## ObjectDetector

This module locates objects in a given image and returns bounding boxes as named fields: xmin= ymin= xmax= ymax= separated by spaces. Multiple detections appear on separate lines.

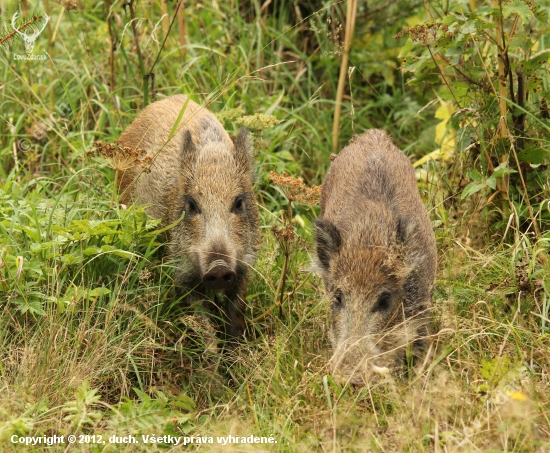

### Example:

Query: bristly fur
xmin=118 ymin=95 xmax=261 ymax=342
xmin=314 ymin=129 xmax=437 ymax=384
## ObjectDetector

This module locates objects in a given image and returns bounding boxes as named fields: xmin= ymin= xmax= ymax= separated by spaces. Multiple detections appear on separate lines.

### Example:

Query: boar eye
xmin=331 ymin=290 xmax=344 ymax=311
xmin=231 ymin=195 xmax=245 ymax=214
xmin=184 ymin=195 xmax=200 ymax=216
xmin=373 ymin=292 xmax=392 ymax=312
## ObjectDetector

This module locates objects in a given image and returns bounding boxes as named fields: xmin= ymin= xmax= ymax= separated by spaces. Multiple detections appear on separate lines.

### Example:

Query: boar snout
xmin=202 ymin=260 xmax=236 ymax=290
xmin=330 ymin=336 xmax=392 ymax=385
xmin=330 ymin=338 xmax=371 ymax=385
xmin=199 ymin=235 xmax=238 ymax=290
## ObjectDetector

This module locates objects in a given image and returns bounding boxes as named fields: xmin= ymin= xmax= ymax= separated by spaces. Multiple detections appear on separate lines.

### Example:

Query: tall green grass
xmin=0 ymin=1 xmax=549 ymax=451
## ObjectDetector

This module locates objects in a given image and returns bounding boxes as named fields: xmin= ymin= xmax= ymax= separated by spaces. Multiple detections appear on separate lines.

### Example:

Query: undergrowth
xmin=0 ymin=0 xmax=549 ymax=452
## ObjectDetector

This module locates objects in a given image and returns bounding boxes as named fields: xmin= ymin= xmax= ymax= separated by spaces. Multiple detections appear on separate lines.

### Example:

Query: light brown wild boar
xmin=314 ymin=129 xmax=436 ymax=384
xmin=119 ymin=94 xmax=260 ymax=341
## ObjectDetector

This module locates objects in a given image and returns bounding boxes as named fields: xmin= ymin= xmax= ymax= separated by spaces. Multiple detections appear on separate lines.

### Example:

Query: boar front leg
xmin=221 ymin=280 xmax=248 ymax=343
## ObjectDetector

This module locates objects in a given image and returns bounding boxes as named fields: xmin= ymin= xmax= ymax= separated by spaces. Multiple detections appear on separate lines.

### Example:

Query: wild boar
xmin=314 ymin=129 xmax=436 ymax=384
xmin=118 ymin=94 xmax=260 ymax=341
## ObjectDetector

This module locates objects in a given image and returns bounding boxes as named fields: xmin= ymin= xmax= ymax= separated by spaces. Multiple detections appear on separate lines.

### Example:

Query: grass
xmin=0 ymin=0 xmax=549 ymax=451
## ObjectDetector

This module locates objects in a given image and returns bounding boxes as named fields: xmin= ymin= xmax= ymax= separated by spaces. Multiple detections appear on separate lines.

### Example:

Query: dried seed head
xmin=88 ymin=141 xmax=150 ymax=173
xmin=271 ymin=224 xmax=307 ymax=250
xmin=269 ymin=171 xmax=321 ymax=206
xmin=394 ymin=22 xmax=454 ymax=46
xmin=56 ymin=0 xmax=81 ymax=10
xmin=271 ymin=225 xmax=295 ymax=243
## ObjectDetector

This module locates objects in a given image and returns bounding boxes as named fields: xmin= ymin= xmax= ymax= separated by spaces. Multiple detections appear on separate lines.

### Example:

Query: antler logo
xmin=11 ymin=11 xmax=50 ymax=55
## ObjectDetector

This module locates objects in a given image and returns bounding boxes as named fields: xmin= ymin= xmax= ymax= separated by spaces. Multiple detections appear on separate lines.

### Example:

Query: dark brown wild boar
xmin=119 ymin=94 xmax=260 ymax=341
xmin=314 ymin=129 xmax=436 ymax=384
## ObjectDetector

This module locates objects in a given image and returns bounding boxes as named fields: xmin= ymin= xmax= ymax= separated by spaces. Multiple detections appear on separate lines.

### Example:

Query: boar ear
xmin=234 ymin=127 xmax=254 ymax=167
xmin=314 ymin=218 xmax=342 ymax=270
xmin=396 ymin=215 xmax=411 ymax=243
xmin=180 ymin=129 xmax=197 ymax=170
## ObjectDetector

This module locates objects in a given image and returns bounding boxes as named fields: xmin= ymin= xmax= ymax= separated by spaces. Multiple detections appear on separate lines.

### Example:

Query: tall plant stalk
xmin=125 ymin=0 xmax=148 ymax=106
xmin=331 ymin=0 xmax=357 ymax=153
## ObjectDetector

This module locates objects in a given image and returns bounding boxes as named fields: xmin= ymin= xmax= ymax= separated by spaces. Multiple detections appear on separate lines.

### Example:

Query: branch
xmin=0 ymin=15 xmax=44 ymax=47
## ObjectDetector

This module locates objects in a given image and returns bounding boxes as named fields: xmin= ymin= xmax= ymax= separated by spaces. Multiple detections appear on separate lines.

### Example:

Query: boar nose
xmin=202 ymin=264 xmax=236 ymax=290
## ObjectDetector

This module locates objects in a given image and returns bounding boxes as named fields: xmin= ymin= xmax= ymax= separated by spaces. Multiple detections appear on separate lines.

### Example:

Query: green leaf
xmin=516 ymin=147 xmax=549 ymax=164
xmin=402 ymin=55 xmax=434 ymax=75
xmin=16 ymin=297 xmax=45 ymax=316
xmin=60 ymin=252 xmax=83 ymax=265
xmin=398 ymin=38 xmax=415 ymax=58
xmin=502 ymin=1 xmax=533 ymax=21
xmin=112 ymin=250 xmax=133 ymax=259
xmin=492 ymin=163 xmax=518 ymax=178
xmin=522 ymin=50 xmax=550 ymax=72
xmin=63 ymin=380 xmax=102 ymax=430
xmin=167 ymin=97 xmax=190 ymax=142
xmin=88 ymin=287 xmax=111 ymax=297
xmin=145 ymin=218 xmax=162 ymax=231
xmin=134 ymin=388 xmax=151 ymax=403
xmin=20 ymin=226 xmax=41 ymax=241
xmin=83 ymin=247 xmax=102 ymax=256
xmin=480 ymin=356 xmax=512 ymax=385
xmin=99 ymin=244 xmax=133 ymax=259
xmin=450 ymin=81 xmax=470 ymax=101
xmin=417 ymin=72 xmax=441 ymax=85
xmin=475 ymin=6 xmax=497 ymax=16
xmin=25 ymin=261 xmax=44 ymax=276
xmin=509 ymin=36 xmax=533 ymax=53
xmin=468 ymin=169 xmax=483 ymax=181
xmin=486 ymin=177 xmax=497 ymax=190
xmin=461 ymin=181 xmax=486 ymax=199
xmin=171 ymin=394 xmax=196 ymax=412
xmin=322 ymin=375 xmax=333 ymax=409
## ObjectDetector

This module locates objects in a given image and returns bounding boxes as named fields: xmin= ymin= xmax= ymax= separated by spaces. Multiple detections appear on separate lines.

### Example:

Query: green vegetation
xmin=0 ymin=0 xmax=549 ymax=451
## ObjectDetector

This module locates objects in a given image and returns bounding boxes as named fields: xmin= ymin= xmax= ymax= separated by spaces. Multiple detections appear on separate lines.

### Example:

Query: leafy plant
xmin=0 ymin=174 xmax=163 ymax=317
xmin=63 ymin=380 xmax=102 ymax=432
xmin=398 ymin=0 xmax=550 ymax=237
xmin=109 ymin=388 xmax=194 ymax=439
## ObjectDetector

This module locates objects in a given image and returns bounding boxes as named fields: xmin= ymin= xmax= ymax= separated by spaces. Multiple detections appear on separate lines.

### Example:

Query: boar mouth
xmin=330 ymin=339 xmax=395 ymax=385
xmin=202 ymin=259 xmax=236 ymax=290
xmin=331 ymin=360 xmax=390 ymax=385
